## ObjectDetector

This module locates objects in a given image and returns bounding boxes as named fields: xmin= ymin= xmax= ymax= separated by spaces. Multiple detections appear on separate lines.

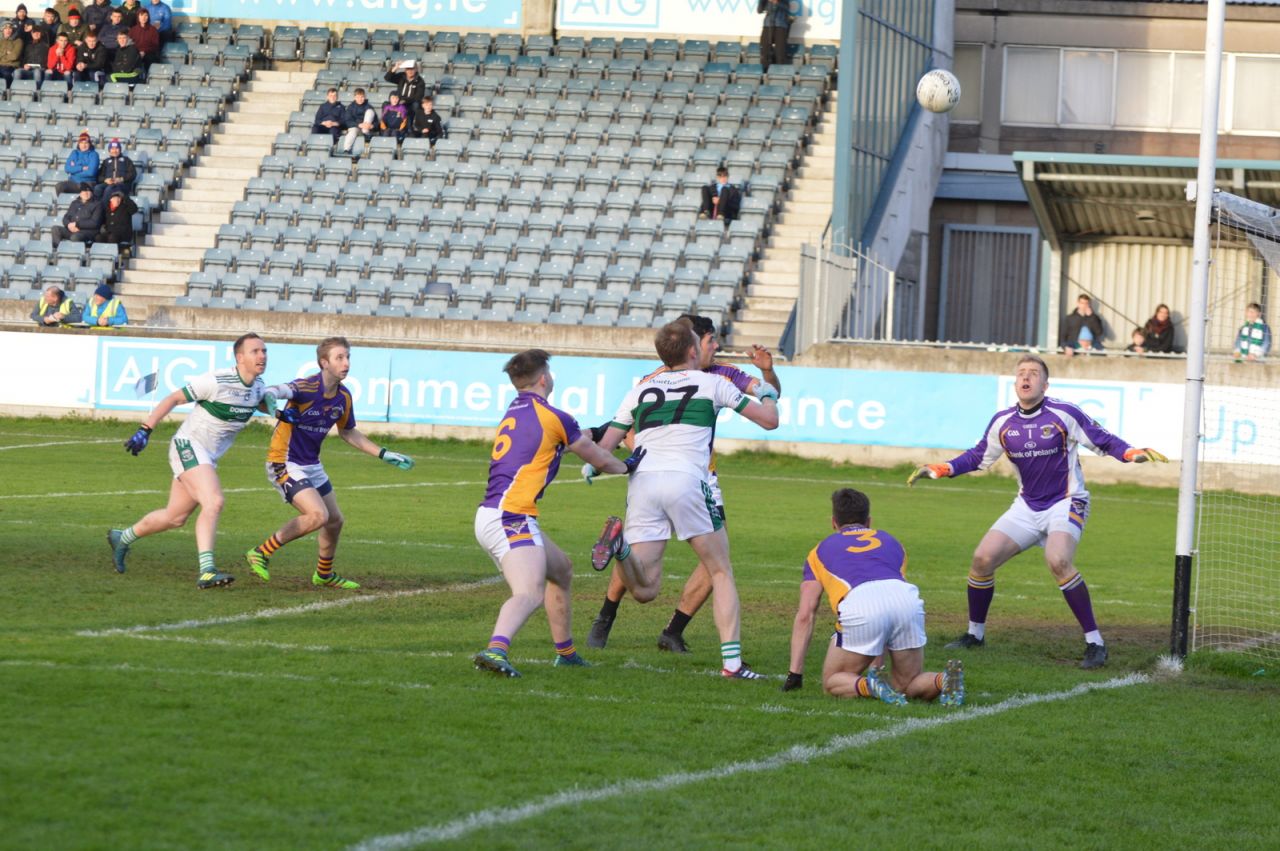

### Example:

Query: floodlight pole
xmin=1172 ymin=0 xmax=1226 ymax=658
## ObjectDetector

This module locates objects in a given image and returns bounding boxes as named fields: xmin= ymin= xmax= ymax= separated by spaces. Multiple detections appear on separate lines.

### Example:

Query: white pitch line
xmin=349 ymin=673 xmax=1150 ymax=850
xmin=0 ymin=438 xmax=121 ymax=451
xmin=0 ymin=659 xmax=432 ymax=690
xmin=74 ymin=576 xmax=504 ymax=637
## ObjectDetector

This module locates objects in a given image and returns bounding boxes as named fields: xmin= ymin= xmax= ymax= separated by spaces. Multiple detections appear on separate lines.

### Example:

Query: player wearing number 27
xmin=908 ymin=355 xmax=1168 ymax=669
xmin=473 ymin=349 xmax=644 ymax=678
xmin=588 ymin=321 xmax=780 ymax=679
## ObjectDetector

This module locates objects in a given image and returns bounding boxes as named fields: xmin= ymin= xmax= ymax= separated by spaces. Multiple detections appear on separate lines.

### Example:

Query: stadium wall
xmin=8 ymin=328 xmax=1278 ymax=490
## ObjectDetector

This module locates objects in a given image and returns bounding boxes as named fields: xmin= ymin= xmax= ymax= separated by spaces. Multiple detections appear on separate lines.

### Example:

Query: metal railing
xmin=794 ymin=239 xmax=897 ymax=353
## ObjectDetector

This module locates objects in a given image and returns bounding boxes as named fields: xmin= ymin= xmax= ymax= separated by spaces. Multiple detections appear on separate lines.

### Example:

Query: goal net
xmin=1191 ymin=192 xmax=1280 ymax=661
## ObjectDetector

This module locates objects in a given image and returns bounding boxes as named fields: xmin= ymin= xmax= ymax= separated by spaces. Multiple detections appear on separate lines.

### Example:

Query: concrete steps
xmin=116 ymin=69 xmax=314 ymax=319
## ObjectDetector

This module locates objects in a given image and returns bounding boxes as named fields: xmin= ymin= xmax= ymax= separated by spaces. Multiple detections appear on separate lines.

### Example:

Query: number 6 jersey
xmin=609 ymin=369 xmax=750 ymax=477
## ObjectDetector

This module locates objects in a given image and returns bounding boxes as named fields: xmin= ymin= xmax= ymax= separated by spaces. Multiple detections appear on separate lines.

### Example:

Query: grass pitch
xmin=2 ymin=417 xmax=1276 ymax=849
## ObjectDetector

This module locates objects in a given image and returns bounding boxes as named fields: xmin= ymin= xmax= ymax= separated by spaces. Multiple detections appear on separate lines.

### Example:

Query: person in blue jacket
xmin=82 ymin=283 xmax=128 ymax=327
xmin=146 ymin=0 xmax=171 ymax=39
xmin=56 ymin=131 xmax=98 ymax=194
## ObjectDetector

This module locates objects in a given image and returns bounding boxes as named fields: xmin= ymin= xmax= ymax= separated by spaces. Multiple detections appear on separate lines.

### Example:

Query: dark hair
xmin=316 ymin=336 xmax=350 ymax=365
xmin=232 ymin=332 xmax=263 ymax=355
xmin=677 ymin=313 xmax=716 ymax=340
xmin=353 ymin=87 xmax=365 ymax=96
xmin=1017 ymin=354 xmax=1049 ymax=380
xmin=1131 ymin=327 xmax=1145 ymax=337
xmin=327 ymin=87 xmax=338 ymax=95
xmin=716 ymin=166 xmax=729 ymax=177
xmin=1247 ymin=302 xmax=1263 ymax=313
xmin=832 ymin=488 xmax=871 ymax=527
xmin=503 ymin=348 xmax=551 ymax=388
xmin=1077 ymin=294 xmax=1092 ymax=303
xmin=654 ymin=320 xmax=697 ymax=368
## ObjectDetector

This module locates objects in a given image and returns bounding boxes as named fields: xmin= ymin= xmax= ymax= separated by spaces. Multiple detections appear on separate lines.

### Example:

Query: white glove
xmin=756 ymin=382 xmax=779 ymax=402
xmin=379 ymin=449 xmax=415 ymax=470
xmin=581 ymin=462 xmax=600 ymax=485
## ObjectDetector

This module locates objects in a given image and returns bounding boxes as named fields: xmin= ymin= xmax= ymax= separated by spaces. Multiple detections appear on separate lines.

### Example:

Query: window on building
xmin=952 ymin=43 xmax=984 ymax=123
xmin=1003 ymin=46 xmax=1059 ymax=125
xmin=1115 ymin=51 xmax=1171 ymax=129
xmin=1061 ymin=50 xmax=1114 ymax=126
xmin=1232 ymin=55 xmax=1280 ymax=133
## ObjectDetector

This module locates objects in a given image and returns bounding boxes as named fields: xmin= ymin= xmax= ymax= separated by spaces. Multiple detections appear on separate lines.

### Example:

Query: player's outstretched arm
xmin=340 ymin=427 xmax=415 ymax=470
xmin=907 ymin=462 xmax=953 ymax=486
xmin=571 ymin=433 xmax=631 ymax=477
xmin=785 ymin=579 xmax=825 ymax=691
xmin=1123 ymin=447 xmax=1169 ymax=464
xmin=259 ymin=382 xmax=295 ymax=414
xmin=739 ymin=397 xmax=779 ymax=431
xmin=124 ymin=388 xmax=187 ymax=454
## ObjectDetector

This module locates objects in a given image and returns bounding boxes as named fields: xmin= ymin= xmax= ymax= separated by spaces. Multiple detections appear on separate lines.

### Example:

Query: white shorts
xmin=624 ymin=470 xmax=723 ymax=544
xmin=834 ymin=579 xmax=927 ymax=656
xmin=707 ymin=472 xmax=726 ymax=523
xmin=992 ymin=495 xmax=1089 ymax=551
xmin=474 ymin=505 xmax=543 ymax=570
xmin=168 ymin=437 xmax=214 ymax=479
xmin=266 ymin=460 xmax=331 ymax=503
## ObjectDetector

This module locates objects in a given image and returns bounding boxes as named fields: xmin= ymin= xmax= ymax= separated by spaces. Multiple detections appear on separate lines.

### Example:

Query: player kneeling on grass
xmin=109 ymin=333 xmax=273 ymax=589
xmin=908 ymin=354 xmax=1167 ymax=669
xmin=783 ymin=488 xmax=963 ymax=706
xmin=474 ymin=349 xmax=644 ymax=678
xmin=245 ymin=336 xmax=414 ymax=591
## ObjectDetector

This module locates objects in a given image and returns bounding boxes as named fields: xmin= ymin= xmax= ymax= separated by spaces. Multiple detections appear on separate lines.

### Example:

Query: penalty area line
xmin=75 ymin=576 xmax=504 ymax=637
xmin=349 ymin=674 xmax=1150 ymax=850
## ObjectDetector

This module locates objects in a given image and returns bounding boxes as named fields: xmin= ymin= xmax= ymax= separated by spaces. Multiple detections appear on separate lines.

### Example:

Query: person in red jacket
xmin=127 ymin=7 xmax=158 ymax=65
xmin=46 ymin=30 xmax=76 ymax=85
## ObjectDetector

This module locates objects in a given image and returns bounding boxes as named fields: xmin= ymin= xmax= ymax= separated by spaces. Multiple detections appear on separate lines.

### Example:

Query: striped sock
xmin=487 ymin=635 xmax=511 ymax=656
xmin=119 ymin=526 xmax=138 ymax=545
xmin=934 ymin=672 xmax=945 ymax=692
xmin=316 ymin=556 xmax=334 ymax=579
xmin=967 ymin=571 xmax=995 ymax=635
xmin=258 ymin=534 xmax=283 ymax=557
xmin=616 ymin=540 xmax=631 ymax=561
xmin=855 ymin=677 xmax=872 ymax=698
xmin=720 ymin=640 xmax=742 ymax=673
xmin=1059 ymin=571 xmax=1100 ymax=637
xmin=197 ymin=551 xmax=215 ymax=573
xmin=554 ymin=639 xmax=576 ymax=658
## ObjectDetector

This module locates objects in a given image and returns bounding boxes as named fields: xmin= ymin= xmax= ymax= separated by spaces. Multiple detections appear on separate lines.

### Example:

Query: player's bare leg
xmin=613 ymin=539 xmax=667 ymax=602
xmin=246 ymin=487 xmax=329 ymax=582
xmin=947 ymin=529 xmax=1023 ymax=648
xmin=116 ymin=465 xmax=232 ymax=588
xmin=820 ymin=639 xmax=904 ymax=704
xmin=1044 ymin=530 xmax=1106 ymax=668
xmin=542 ymin=535 xmax=587 ymax=666
xmin=885 ymin=647 xmax=963 ymax=704
xmin=110 ymin=475 xmax=199 ymax=574
xmin=659 ymin=562 xmax=713 ymax=653
xmin=685 ymin=528 xmax=761 ymax=678
xmin=476 ymin=545 xmax=548 ymax=677
xmin=312 ymin=491 xmax=357 ymax=589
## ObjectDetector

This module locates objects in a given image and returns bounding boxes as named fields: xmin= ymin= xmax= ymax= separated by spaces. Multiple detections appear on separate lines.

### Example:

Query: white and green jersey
xmin=610 ymin=368 xmax=750 ymax=477
xmin=173 ymin=368 xmax=266 ymax=461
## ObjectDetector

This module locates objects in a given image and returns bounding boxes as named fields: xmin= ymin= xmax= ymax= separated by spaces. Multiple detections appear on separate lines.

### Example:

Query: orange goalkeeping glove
xmin=1124 ymin=448 xmax=1169 ymax=464
xmin=907 ymin=463 xmax=952 ymax=486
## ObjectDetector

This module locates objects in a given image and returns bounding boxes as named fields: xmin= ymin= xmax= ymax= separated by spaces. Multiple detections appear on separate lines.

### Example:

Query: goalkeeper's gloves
xmin=1124 ymin=448 xmax=1169 ymax=464
xmin=622 ymin=446 xmax=647 ymax=475
xmin=379 ymin=448 xmax=414 ymax=470
xmin=907 ymin=462 xmax=952 ymax=486
xmin=124 ymin=424 xmax=152 ymax=456
xmin=582 ymin=462 xmax=599 ymax=485
xmin=756 ymin=382 xmax=779 ymax=402
xmin=782 ymin=672 xmax=803 ymax=692
xmin=276 ymin=406 xmax=300 ymax=426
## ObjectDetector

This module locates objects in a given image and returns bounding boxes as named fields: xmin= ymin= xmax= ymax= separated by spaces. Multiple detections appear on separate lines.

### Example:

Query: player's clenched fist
xmin=907 ymin=462 xmax=952 ymax=486
xmin=1123 ymin=448 xmax=1168 ymax=464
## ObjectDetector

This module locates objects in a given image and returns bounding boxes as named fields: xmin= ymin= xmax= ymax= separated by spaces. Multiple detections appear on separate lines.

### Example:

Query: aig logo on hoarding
xmin=559 ymin=0 xmax=659 ymax=29
xmin=98 ymin=340 xmax=220 ymax=409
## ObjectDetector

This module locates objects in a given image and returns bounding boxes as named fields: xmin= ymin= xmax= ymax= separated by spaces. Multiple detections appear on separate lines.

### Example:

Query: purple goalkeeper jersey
xmin=946 ymin=397 xmax=1132 ymax=511
xmin=802 ymin=526 xmax=909 ymax=613
xmin=480 ymin=391 xmax=582 ymax=516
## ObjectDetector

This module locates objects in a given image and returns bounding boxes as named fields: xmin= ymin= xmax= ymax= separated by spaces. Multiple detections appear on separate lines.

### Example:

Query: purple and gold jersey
xmin=802 ymin=526 xmax=909 ymax=614
xmin=266 ymin=373 xmax=355 ymax=467
xmin=481 ymin=391 xmax=582 ymax=516
xmin=946 ymin=398 xmax=1132 ymax=511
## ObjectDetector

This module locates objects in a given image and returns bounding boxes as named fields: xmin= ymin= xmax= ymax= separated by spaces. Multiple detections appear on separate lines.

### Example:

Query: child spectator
xmin=1234 ymin=302 xmax=1271 ymax=362
xmin=379 ymin=91 xmax=409 ymax=140
xmin=56 ymin=131 xmax=98 ymax=194
xmin=1124 ymin=328 xmax=1146 ymax=354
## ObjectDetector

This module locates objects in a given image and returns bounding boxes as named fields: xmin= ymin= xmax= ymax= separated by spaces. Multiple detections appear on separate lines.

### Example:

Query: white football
xmin=916 ymin=69 xmax=962 ymax=113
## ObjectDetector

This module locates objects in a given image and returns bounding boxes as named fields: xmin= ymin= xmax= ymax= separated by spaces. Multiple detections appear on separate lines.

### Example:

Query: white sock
xmin=721 ymin=641 xmax=742 ymax=673
xmin=969 ymin=621 xmax=986 ymax=640
xmin=1084 ymin=630 xmax=1103 ymax=645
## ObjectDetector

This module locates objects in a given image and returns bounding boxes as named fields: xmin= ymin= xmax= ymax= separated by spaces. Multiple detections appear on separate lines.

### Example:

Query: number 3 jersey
xmin=481 ymin=391 xmax=582 ymax=516
xmin=174 ymin=368 xmax=267 ymax=462
xmin=609 ymin=369 xmax=751 ymax=478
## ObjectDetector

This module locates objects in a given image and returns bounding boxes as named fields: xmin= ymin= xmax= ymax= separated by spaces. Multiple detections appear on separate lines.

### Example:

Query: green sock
xmin=119 ymin=526 xmax=138 ymax=545
xmin=198 ymin=551 xmax=215 ymax=573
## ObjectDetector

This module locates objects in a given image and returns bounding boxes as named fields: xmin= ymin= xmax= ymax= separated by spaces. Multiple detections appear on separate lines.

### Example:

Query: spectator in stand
xmin=379 ymin=91 xmax=409 ymax=140
xmin=14 ymin=5 xmax=34 ymax=42
xmin=147 ymin=0 xmax=171 ymax=41
xmin=1060 ymin=294 xmax=1105 ymax=355
xmin=81 ymin=0 xmax=112 ymax=36
xmin=38 ymin=7 xmax=60 ymax=43
xmin=128 ymin=7 xmax=157 ymax=65
xmin=118 ymin=0 xmax=142 ymax=26
xmin=51 ymin=182 xmax=103 ymax=247
xmin=31 ymin=285 xmax=81 ymax=325
xmin=699 ymin=166 xmax=741 ymax=225
xmin=412 ymin=94 xmax=444 ymax=146
xmin=311 ymin=87 xmax=346 ymax=144
xmin=97 ymin=8 xmax=127 ymax=58
xmin=73 ymin=28 xmax=106 ymax=85
xmin=757 ymin=0 xmax=791 ymax=71
xmin=340 ymin=87 xmax=376 ymax=157
xmin=1141 ymin=303 xmax=1174 ymax=354
xmin=58 ymin=7 xmax=86 ymax=45
xmin=46 ymin=29 xmax=75 ymax=85
xmin=383 ymin=58 xmax=424 ymax=110
xmin=96 ymin=137 xmax=136 ymax=197
xmin=82 ymin=282 xmax=128 ymax=326
xmin=1234 ymin=302 xmax=1271 ymax=363
xmin=0 ymin=22 xmax=23 ymax=83
xmin=99 ymin=188 xmax=138 ymax=250
xmin=110 ymin=30 xmax=141 ymax=82
xmin=1124 ymin=328 xmax=1147 ymax=354
xmin=17 ymin=25 xmax=47 ymax=85
xmin=56 ymin=131 xmax=98 ymax=193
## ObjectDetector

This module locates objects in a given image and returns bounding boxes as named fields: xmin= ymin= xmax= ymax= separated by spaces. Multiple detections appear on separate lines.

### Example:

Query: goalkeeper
xmin=907 ymin=355 xmax=1167 ymax=669
xmin=245 ymin=337 xmax=414 ymax=590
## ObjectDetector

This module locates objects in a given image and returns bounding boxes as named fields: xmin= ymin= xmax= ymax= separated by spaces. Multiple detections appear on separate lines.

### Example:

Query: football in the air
xmin=916 ymin=68 xmax=962 ymax=113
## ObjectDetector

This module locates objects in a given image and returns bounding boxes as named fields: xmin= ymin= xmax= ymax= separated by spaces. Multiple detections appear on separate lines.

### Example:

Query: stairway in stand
xmin=727 ymin=90 xmax=838 ymax=351
xmin=116 ymin=69 xmax=316 ymax=321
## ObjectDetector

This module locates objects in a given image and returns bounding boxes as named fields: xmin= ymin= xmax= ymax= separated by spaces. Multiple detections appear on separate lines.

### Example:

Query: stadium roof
xmin=1012 ymin=151 xmax=1280 ymax=249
